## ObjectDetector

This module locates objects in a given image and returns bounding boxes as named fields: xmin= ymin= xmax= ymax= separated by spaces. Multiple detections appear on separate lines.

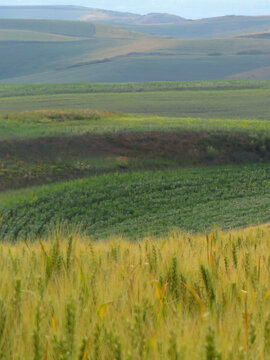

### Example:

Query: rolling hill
xmin=1 ymin=17 xmax=270 ymax=82
xmin=123 ymin=15 xmax=270 ymax=39
xmin=1 ymin=6 xmax=270 ymax=39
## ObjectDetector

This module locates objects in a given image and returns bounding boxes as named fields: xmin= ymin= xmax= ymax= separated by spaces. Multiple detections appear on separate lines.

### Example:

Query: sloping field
xmin=6 ymin=53 xmax=270 ymax=83
xmin=0 ymin=20 xmax=168 ymax=83
xmin=1 ymin=164 xmax=270 ymax=240
xmin=1 ymin=19 xmax=270 ymax=82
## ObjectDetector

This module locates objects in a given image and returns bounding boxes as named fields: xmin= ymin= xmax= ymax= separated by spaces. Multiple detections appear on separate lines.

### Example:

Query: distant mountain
xmin=0 ymin=6 xmax=187 ymax=24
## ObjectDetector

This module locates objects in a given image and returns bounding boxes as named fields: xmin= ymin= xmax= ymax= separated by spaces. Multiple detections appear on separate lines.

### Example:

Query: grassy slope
xmin=1 ymin=164 xmax=270 ymax=240
xmin=0 ymin=20 xmax=138 ymax=81
xmin=1 ymin=19 xmax=270 ymax=82
xmin=1 ymin=226 xmax=270 ymax=359
xmin=6 ymin=53 xmax=270 ymax=83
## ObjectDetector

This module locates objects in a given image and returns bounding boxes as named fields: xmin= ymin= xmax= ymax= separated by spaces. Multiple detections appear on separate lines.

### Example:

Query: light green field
xmin=2 ymin=109 xmax=270 ymax=141
xmin=1 ymin=85 xmax=270 ymax=119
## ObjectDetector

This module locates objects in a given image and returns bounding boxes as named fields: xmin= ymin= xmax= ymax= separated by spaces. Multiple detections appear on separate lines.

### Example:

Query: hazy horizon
xmin=0 ymin=0 xmax=269 ymax=20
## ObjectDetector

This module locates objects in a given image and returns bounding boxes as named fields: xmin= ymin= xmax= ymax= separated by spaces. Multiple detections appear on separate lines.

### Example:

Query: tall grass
xmin=1 ymin=225 xmax=270 ymax=359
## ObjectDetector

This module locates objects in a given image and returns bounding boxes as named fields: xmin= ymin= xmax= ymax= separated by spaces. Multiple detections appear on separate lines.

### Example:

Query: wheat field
xmin=1 ymin=225 xmax=270 ymax=359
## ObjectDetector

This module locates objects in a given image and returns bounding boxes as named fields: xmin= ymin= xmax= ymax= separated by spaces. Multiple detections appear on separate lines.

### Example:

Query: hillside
xmin=123 ymin=15 xmax=270 ymax=38
xmin=1 ymin=19 xmax=270 ymax=83
xmin=1 ymin=7 xmax=270 ymax=38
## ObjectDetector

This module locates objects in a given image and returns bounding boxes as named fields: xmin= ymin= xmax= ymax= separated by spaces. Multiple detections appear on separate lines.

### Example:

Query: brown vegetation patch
xmin=0 ymin=131 xmax=267 ymax=163
xmin=1 ymin=131 xmax=269 ymax=191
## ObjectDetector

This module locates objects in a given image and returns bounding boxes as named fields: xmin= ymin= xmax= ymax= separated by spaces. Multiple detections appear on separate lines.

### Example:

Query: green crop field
xmin=1 ymin=164 xmax=270 ymax=240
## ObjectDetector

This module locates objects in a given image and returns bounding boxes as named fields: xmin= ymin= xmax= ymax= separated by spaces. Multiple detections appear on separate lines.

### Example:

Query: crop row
xmin=1 ymin=164 xmax=270 ymax=240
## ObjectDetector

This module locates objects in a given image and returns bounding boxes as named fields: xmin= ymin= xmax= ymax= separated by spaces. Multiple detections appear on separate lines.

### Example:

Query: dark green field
xmin=1 ymin=164 xmax=270 ymax=240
